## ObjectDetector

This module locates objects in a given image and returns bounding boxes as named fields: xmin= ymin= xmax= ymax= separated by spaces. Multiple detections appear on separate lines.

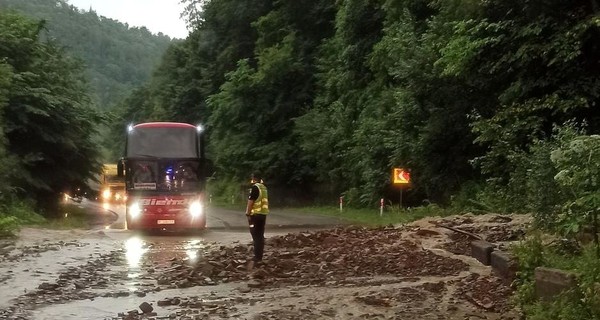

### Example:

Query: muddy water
xmin=0 ymin=225 xmax=307 ymax=320
xmin=1 ymin=211 xmax=528 ymax=320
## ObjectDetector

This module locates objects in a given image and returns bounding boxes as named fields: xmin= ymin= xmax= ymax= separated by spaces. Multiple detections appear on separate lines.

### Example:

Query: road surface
xmin=0 ymin=200 xmax=525 ymax=320
xmin=84 ymin=198 xmax=346 ymax=231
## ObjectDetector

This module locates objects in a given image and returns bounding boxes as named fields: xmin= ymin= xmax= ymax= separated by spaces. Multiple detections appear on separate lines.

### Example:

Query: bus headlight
xmin=102 ymin=189 xmax=111 ymax=200
xmin=129 ymin=202 xmax=141 ymax=219
xmin=189 ymin=201 xmax=203 ymax=218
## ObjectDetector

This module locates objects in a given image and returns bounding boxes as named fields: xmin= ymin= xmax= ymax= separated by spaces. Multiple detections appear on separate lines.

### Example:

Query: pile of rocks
xmin=153 ymin=226 xmax=469 ymax=289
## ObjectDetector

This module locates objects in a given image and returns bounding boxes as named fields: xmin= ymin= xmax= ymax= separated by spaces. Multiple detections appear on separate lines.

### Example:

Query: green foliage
xmin=524 ymin=294 xmax=591 ymax=320
xmin=292 ymin=203 xmax=452 ymax=226
xmin=296 ymin=0 xmax=389 ymax=204
xmin=512 ymin=233 xmax=546 ymax=303
xmin=464 ymin=124 xmax=590 ymax=231
xmin=0 ymin=11 xmax=104 ymax=216
xmin=0 ymin=62 xmax=16 ymax=198
xmin=206 ymin=177 xmax=247 ymax=207
xmin=513 ymin=234 xmax=600 ymax=320
xmin=552 ymin=129 xmax=600 ymax=255
xmin=6 ymin=200 xmax=45 ymax=225
xmin=0 ymin=0 xmax=174 ymax=110
xmin=0 ymin=199 xmax=44 ymax=237
xmin=453 ymin=0 xmax=600 ymax=181
xmin=475 ymin=132 xmax=565 ymax=218
xmin=207 ymin=0 xmax=336 ymax=190
xmin=109 ymin=0 xmax=600 ymax=212
xmin=0 ymin=216 xmax=19 ymax=237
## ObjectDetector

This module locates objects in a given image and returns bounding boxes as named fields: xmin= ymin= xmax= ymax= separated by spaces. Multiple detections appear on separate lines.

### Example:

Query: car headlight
xmin=189 ymin=201 xmax=203 ymax=218
xmin=129 ymin=202 xmax=141 ymax=219
xmin=102 ymin=189 xmax=111 ymax=200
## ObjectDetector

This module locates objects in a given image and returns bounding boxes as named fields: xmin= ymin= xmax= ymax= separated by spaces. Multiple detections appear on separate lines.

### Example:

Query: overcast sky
xmin=68 ymin=0 xmax=189 ymax=39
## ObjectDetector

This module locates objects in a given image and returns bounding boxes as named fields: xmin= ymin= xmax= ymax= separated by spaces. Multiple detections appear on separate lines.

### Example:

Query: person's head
xmin=251 ymin=172 xmax=263 ymax=184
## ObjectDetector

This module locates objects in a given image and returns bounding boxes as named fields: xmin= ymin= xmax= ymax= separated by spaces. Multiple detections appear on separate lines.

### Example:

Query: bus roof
xmin=133 ymin=122 xmax=196 ymax=129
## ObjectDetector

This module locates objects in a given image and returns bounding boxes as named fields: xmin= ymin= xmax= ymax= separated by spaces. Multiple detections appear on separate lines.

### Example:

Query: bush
xmin=513 ymin=234 xmax=600 ymax=319
xmin=472 ymin=124 xmax=581 ymax=226
xmin=0 ymin=199 xmax=43 ymax=237
xmin=0 ymin=215 xmax=19 ymax=237
xmin=551 ymin=131 xmax=600 ymax=256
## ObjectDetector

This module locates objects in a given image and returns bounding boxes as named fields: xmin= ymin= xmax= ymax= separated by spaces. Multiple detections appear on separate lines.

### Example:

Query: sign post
xmin=392 ymin=168 xmax=411 ymax=209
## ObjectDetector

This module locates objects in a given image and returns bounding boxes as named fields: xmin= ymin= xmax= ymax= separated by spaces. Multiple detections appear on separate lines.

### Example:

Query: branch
xmin=433 ymin=223 xmax=484 ymax=241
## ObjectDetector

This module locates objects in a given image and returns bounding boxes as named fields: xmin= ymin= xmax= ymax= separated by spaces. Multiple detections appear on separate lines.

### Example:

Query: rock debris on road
xmin=0 ymin=213 xmax=530 ymax=320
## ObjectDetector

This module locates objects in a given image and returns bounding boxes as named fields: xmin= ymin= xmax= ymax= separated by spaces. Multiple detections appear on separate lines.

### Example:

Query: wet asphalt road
xmin=0 ymin=199 xmax=347 ymax=320
xmin=0 ymin=202 xmax=524 ymax=320
xmin=82 ymin=199 xmax=346 ymax=232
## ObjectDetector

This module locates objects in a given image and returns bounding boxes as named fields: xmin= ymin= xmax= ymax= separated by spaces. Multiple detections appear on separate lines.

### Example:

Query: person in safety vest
xmin=245 ymin=172 xmax=269 ymax=265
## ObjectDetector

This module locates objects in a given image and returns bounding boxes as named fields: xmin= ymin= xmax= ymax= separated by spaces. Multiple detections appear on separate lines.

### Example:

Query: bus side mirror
xmin=117 ymin=159 xmax=124 ymax=177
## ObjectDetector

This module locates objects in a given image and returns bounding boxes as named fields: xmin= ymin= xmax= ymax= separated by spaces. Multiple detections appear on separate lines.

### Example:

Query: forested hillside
xmin=1 ymin=0 xmax=599 ymax=226
xmin=0 ymin=11 xmax=103 ymax=216
xmin=0 ymin=0 xmax=174 ymax=109
xmin=112 ymin=0 xmax=600 ymax=215
xmin=1 ymin=1 xmax=599 ymax=316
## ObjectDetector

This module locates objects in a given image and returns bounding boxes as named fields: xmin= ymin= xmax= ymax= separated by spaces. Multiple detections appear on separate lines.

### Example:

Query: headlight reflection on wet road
xmin=184 ymin=239 xmax=206 ymax=264
xmin=125 ymin=236 xmax=147 ymax=269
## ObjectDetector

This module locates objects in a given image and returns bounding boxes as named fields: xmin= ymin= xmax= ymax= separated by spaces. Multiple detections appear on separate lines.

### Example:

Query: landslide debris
xmin=1 ymin=213 xmax=530 ymax=320
xmin=107 ymin=215 xmax=528 ymax=320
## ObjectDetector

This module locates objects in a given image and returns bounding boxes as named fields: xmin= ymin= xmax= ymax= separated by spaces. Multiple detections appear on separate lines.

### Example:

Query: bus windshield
xmin=127 ymin=127 xmax=198 ymax=158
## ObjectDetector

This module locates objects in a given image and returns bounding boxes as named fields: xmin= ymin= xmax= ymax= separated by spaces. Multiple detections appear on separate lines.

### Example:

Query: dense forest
xmin=0 ymin=10 xmax=103 ymax=215
xmin=0 ymin=0 xmax=174 ymax=109
xmin=1 ymin=0 xmax=599 ymax=224
xmin=0 ymin=0 xmax=174 ymax=216
xmin=110 ymin=0 xmax=599 ymax=213
xmin=1 ymin=1 xmax=599 ymax=317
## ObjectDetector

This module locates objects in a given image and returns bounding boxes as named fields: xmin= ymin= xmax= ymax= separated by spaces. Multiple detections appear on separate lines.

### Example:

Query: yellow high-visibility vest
xmin=251 ymin=183 xmax=269 ymax=215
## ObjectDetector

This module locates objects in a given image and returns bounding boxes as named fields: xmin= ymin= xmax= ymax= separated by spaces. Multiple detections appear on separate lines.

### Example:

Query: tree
xmin=436 ymin=0 xmax=600 ymax=181
xmin=296 ymin=0 xmax=389 ymax=205
xmin=0 ymin=0 xmax=174 ymax=110
xmin=0 ymin=63 xmax=15 ymax=199
xmin=0 ymin=11 xmax=104 ymax=215
xmin=208 ymin=0 xmax=336 ymax=195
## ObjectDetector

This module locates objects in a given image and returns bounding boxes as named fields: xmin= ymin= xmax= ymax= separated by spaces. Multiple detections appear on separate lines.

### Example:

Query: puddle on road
xmin=25 ymin=231 xmax=237 ymax=320
xmin=124 ymin=236 xmax=210 ymax=267
xmin=0 ymin=226 xmax=253 ymax=319
xmin=117 ymin=235 xmax=213 ymax=292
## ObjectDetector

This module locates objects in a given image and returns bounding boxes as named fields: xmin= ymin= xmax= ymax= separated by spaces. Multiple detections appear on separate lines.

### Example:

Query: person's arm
xmin=246 ymin=185 xmax=259 ymax=215
xmin=245 ymin=200 xmax=254 ymax=216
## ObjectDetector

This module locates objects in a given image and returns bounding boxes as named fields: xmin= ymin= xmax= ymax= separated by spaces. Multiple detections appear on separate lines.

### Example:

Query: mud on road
xmin=0 ymin=213 xmax=531 ymax=320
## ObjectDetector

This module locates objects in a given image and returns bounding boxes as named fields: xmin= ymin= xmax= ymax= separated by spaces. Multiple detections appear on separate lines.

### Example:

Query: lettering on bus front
xmin=140 ymin=198 xmax=188 ymax=206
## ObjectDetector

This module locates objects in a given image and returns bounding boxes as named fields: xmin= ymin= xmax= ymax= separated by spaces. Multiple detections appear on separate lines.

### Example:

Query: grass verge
xmin=0 ymin=200 xmax=93 ymax=237
xmin=285 ymin=204 xmax=456 ymax=227
xmin=44 ymin=202 xmax=91 ymax=229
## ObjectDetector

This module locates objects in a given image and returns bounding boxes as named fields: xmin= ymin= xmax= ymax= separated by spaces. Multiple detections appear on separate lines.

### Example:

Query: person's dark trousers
xmin=248 ymin=214 xmax=267 ymax=261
